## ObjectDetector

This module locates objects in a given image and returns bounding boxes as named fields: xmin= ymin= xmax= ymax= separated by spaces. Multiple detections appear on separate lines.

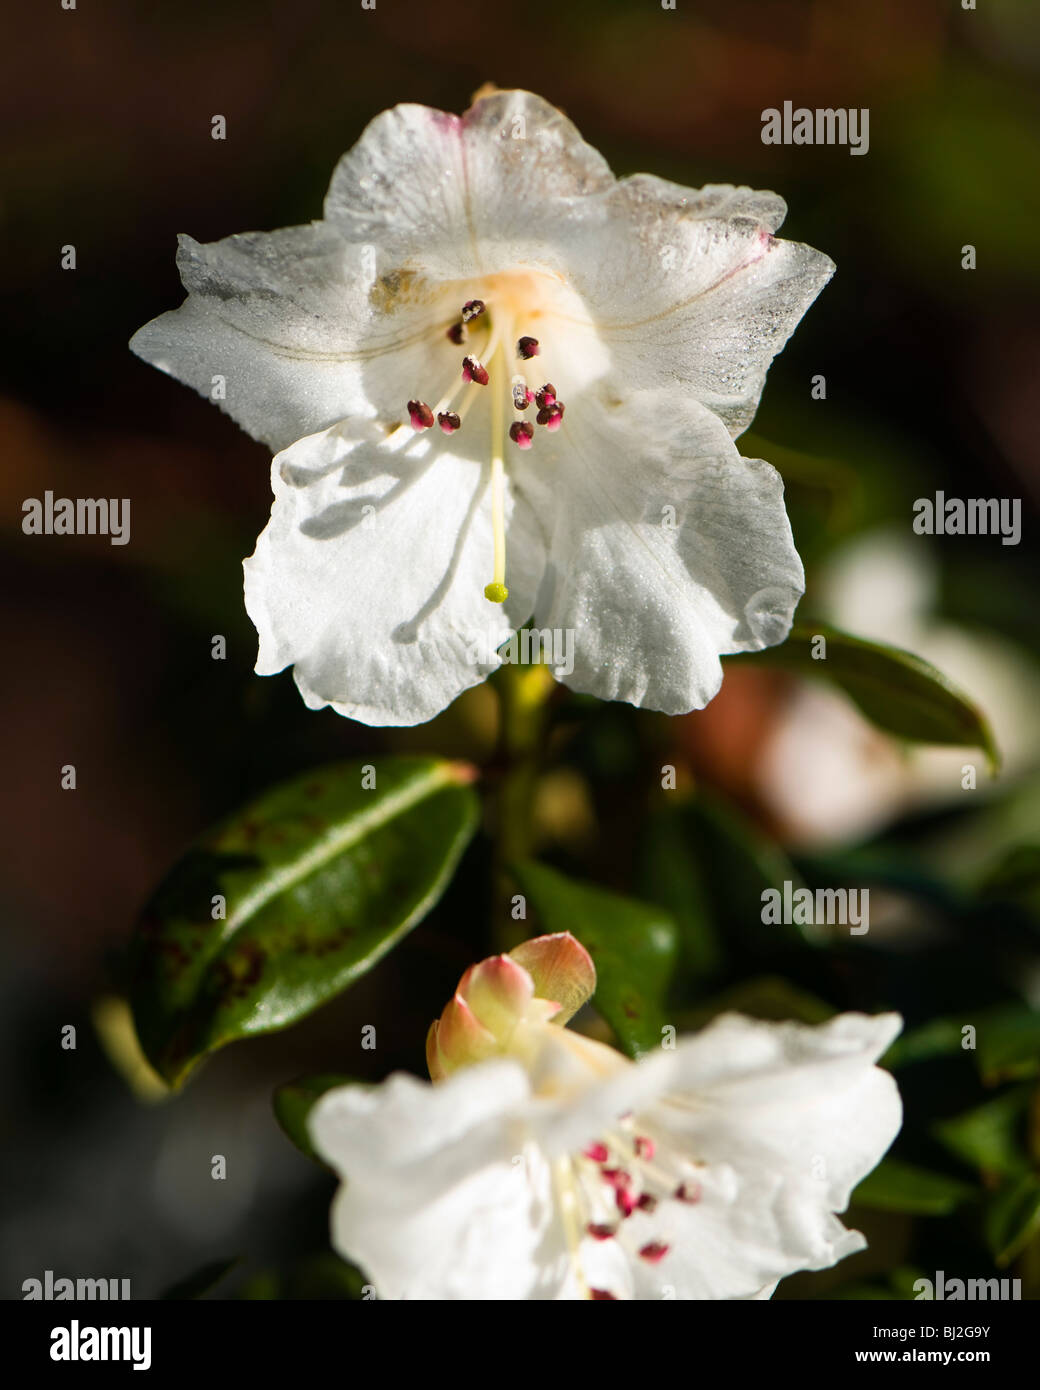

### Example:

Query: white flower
xmin=309 ymin=934 xmax=902 ymax=1300
xmin=131 ymin=89 xmax=833 ymax=726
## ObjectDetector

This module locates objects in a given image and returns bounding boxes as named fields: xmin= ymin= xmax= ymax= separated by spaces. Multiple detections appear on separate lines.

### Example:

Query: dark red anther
xmin=536 ymin=402 xmax=565 ymax=430
xmin=636 ymin=1194 xmax=658 ymax=1213
xmin=407 ymin=400 xmax=434 ymax=430
xmin=437 ymin=411 xmax=461 ymax=434
xmin=602 ymin=1168 xmax=631 ymax=1189
xmin=638 ymin=1242 xmax=670 ymax=1264
xmin=462 ymin=356 xmax=489 ymax=386
xmin=615 ymin=1187 xmax=638 ymax=1218
xmin=583 ymin=1143 xmax=609 ymax=1164
xmin=675 ymin=1182 xmax=701 ymax=1204
xmin=590 ymin=1289 xmax=618 ymax=1300
xmin=586 ymin=1223 xmax=617 ymax=1241
xmin=509 ymin=421 xmax=534 ymax=450
xmin=461 ymin=299 xmax=485 ymax=322
xmin=517 ymin=336 xmax=540 ymax=359
xmin=446 ymin=322 xmax=465 ymax=345
xmin=512 ymin=382 xmax=531 ymax=411
xmin=534 ymin=383 xmax=557 ymax=410
xmin=634 ymin=1136 xmax=655 ymax=1160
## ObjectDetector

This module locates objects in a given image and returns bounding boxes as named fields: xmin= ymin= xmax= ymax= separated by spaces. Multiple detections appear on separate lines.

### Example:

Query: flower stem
xmin=492 ymin=657 xmax=555 ymax=952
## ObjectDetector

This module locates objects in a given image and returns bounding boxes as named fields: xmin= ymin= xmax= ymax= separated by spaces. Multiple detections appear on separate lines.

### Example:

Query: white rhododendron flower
xmin=131 ymin=89 xmax=833 ymax=726
xmin=309 ymin=933 xmax=902 ymax=1300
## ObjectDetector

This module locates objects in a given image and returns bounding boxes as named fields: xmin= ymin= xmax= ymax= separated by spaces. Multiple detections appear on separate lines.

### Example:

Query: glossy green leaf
xmin=638 ymin=808 xmax=722 ymax=986
xmin=885 ymin=1017 xmax=967 ymax=1070
xmin=679 ymin=976 xmax=836 ymax=1032
xmin=513 ymin=861 xmax=678 ymax=1058
xmin=273 ymin=1073 xmax=352 ymax=1165
xmin=852 ymin=1159 xmax=976 ymax=1215
xmin=984 ymin=1174 xmax=1040 ymax=1266
xmin=735 ymin=622 xmax=999 ymax=771
xmin=130 ymin=757 xmax=479 ymax=1087
xmin=932 ymin=1085 xmax=1033 ymax=1178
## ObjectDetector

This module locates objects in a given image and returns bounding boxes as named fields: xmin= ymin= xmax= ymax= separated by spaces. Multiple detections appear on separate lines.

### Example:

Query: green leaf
xmin=160 ymin=1257 xmax=239 ymax=1301
xmin=852 ymin=1159 xmax=976 ymax=1215
xmin=273 ymin=1073 xmax=351 ymax=1165
xmin=130 ymin=757 xmax=479 ymax=1087
xmin=932 ymin=1085 xmax=1034 ymax=1178
xmin=638 ymin=809 xmax=722 ymax=986
xmin=513 ymin=861 xmax=678 ymax=1058
xmin=678 ymin=976 xmax=836 ymax=1031
xmin=885 ymin=1017 xmax=967 ymax=1070
xmin=984 ymin=1174 xmax=1040 ymax=1266
xmin=736 ymin=622 xmax=999 ymax=772
xmin=975 ymin=1004 xmax=1040 ymax=1083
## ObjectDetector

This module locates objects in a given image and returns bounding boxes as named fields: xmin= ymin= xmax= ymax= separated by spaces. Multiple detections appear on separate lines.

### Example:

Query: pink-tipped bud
xmin=437 ymin=411 xmax=461 ymax=434
xmin=517 ymin=336 xmax=540 ymax=359
xmin=462 ymin=356 xmax=489 ymax=386
xmin=461 ymin=299 xmax=485 ymax=322
xmin=407 ymin=400 xmax=434 ymax=430
xmin=534 ymin=383 xmax=557 ymax=410
xmin=446 ymin=322 xmax=465 ymax=345
xmin=509 ymin=421 xmax=534 ymax=449
xmin=509 ymin=933 xmax=596 ymax=1023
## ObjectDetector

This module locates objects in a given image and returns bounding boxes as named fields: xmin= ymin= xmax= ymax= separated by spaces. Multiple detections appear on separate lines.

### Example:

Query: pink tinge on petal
xmin=508 ymin=932 xmax=596 ymax=1024
xmin=457 ymin=953 xmax=536 ymax=1036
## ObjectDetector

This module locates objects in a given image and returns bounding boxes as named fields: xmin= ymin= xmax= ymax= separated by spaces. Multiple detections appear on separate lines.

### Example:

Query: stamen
xmin=639 ymin=1242 xmax=671 ymax=1264
xmin=512 ymin=378 xmax=532 ymax=411
xmin=517 ymin=335 xmax=540 ymax=359
xmin=484 ymin=339 xmax=509 ymax=605
xmin=407 ymin=400 xmax=434 ymax=430
xmin=675 ymin=1182 xmax=701 ymax=1204
xmin=536 ymin=402 xmax=565 ymax=431
xmin=437 ymin=411 xmax=461 ymax=434
xmin=534 ymin=383 xmax=557 ymax=409
xmin=461 ymin=299 xmax=485 ymax=322
xmin=634 ymin=1136 xmax=655 ymax=1160
xmin=509 ymin=421 xmax=534 ymax=450
xmin=462 ymin=356 xmax=489 ymax=386
xmin=583 ymin=1143 xmax=609 ymax=1163
xmin=586 ymin=1223 xmax=616 ymax=1241
xmin=590 ymin=1289 xmax=618 ymax=1300
xmin=446 ymin=322 xmax=465 ymax=345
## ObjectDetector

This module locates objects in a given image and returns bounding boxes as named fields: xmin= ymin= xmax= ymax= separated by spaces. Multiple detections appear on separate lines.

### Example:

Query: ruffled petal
xmin=310 ymin=1063 xmax=573 ymax=1299
xmin=628 ymin=1012 xmax=902 ymax=1299
xmin=563 ymin=175 xmax=834 ymax=438
xmin=243 ymin=417 xmax=546 ymax=726
xmin=130 ymin=224 xmax=458 ymax=451
xmin=516 ymin=386 xmax=804 ymax=713
xmin=324 ymin=89 xmax=614 ymax=280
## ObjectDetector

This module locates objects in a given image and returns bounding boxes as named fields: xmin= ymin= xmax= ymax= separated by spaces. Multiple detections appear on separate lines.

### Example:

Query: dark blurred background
xmin=2 ymin=0 xmax=1038 ymax=1300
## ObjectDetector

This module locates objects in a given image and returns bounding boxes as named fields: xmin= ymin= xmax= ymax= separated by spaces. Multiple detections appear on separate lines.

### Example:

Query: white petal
xmin=310 ymin=1064 xmax=571 ymax=1299
xmin=565 ymin=175 xmax=834 ymax=437
xmin=634 ymin=1012 xmax=903 ymax=1298
xmin=130 ymin=225 xmax=456 ymax=451
xmin=324 ymin=90 xmax=614 ymax=279
xmin=243 ymin=418 xmax=546 ymax=726
xmin=518 ymin=387 xmax=804 ymax=713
